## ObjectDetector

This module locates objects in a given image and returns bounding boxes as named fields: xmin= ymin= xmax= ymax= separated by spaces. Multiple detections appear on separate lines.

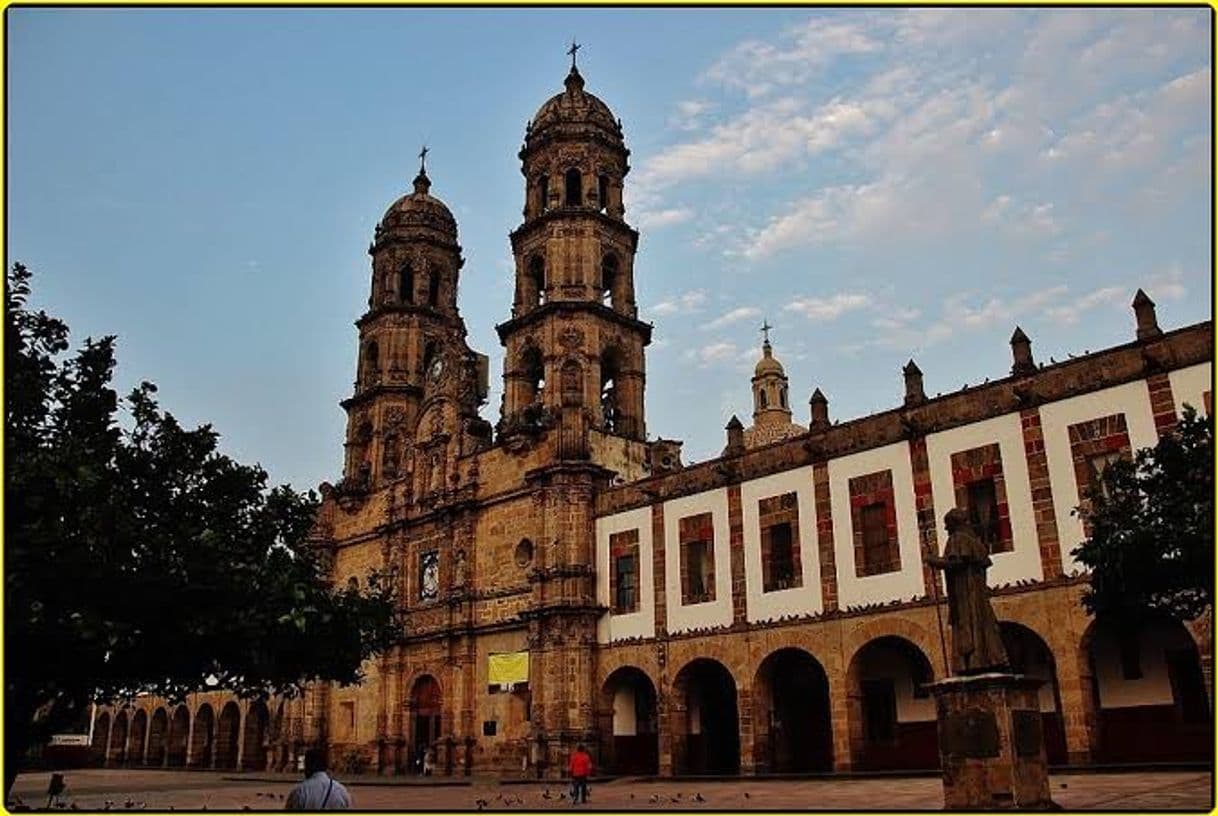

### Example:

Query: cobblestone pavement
xmin=10 ymin=769 xmax=1213 ymax=811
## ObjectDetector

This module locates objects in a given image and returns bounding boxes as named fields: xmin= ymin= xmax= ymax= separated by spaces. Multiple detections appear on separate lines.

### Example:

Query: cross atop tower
xmin=760 ymin=320 xmax=773 ymax=345
xmin=567 ymin=38 xmax=581 ymax=69
xmin=418 ymin=144 xmax=429 ymax=175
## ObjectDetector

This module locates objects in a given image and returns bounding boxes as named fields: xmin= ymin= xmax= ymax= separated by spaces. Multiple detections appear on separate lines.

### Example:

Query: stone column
xmin=737 ymin=685 xmax=755 ymax=775
xmin=141 ymin=717 xmax=152 ymax=766
xmin=1052 ymin=634 xmax=1098 ymax=765
xmin=103 ymin=716 xmax=114 ymax=768
xmin=234 ymin=706 xmax=246 ymax=770
xmin=183 ymin=710 xmax=196 ymax=769
xmin=829 ymin=669 xmax=855 ymax=772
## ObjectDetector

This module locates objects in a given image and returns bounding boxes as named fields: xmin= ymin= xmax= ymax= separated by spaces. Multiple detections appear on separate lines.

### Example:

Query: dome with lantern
xmin=376 ymin=166 xmax=458 ymax=244
xmin=522 ymin=65 xmax=625 ymax=156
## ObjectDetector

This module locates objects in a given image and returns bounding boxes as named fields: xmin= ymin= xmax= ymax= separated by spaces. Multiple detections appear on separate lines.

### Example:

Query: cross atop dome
xmin=412 ymin=144 xmax=432 ymax=195
xmin=567 ymin=38 xmax=581 ymax=70
xmin=760 ymin=319 xmax=773 ymax=346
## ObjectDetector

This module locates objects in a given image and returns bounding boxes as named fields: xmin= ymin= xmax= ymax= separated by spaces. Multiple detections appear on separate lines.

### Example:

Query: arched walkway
xmin=146 ymin=708 xmax=168 ymax=767
xmin=189 ymin=704 xmax=215 ymax=768
xmin=242 ymin=701 xmax=269 ymax=771
xmin=671 ymin=658 xmax=739 ymax=776
xmin=599 ymin=666 xmax=658 ymax=775
xmin=1001 ymin=622 xmax=1067 ymax=764
xmin=216 ymin=702 xmax=241 ymax=769
xmin=753 ymin=648 xmax=833 ymax=773
xmin=128 ymin=709 xmax=148 ymax=765
xmin=410 ymin=675 xmax=443 ymax=773
xmin=166 ymin=706 xmax=190 ymax=767
xmin=1083 ymin=616 xmax=1211 ymax=763
xmin=91 ymin=711 xmax=111 ymax=766
xmin=110 ymin=710 xmax=129 ymax=766
xmin=846 ymin=636 xmax=938 ymax=771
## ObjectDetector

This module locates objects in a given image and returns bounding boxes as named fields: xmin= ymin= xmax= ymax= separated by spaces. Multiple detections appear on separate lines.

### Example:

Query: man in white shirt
xmin=285 ymin=748 xmax=352 ymax=810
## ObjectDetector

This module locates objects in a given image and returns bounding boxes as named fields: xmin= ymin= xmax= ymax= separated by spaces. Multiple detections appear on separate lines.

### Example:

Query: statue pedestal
xmin=926 ymin=673 xmax=1056 ymax=810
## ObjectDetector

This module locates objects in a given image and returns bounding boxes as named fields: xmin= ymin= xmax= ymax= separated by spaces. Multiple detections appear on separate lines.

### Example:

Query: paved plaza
xmin=9 ymin=768 xmax=1213 ymax=811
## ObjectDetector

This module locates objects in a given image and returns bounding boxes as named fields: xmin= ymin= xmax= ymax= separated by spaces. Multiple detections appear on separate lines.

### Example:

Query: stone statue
xmin=453 ymin=549 xmax=468 ymax=588
xmin=927 ymin=508 xmax=1009 ymax=675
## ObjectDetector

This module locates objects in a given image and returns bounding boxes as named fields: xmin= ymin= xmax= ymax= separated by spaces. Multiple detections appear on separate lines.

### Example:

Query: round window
xmin=514 ymin=539 xmax=534 ymax=566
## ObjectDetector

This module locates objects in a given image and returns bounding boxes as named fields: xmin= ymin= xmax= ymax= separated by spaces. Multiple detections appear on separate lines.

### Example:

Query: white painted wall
xmin=925 ymin=412 xmax=1043 ymax=586
xmin=1039 ymin=381 xmax=1158 ymax=575
xmin=664 ymin=489 xmax=734 ymax=634
xmin=1092 ymin=621 xmax=1193 ymax=709
xmin=595 ymin=506 xmax=655 ymax=644
xmin=827 ymin=441 xmax=923 ymax=608
xmin=740 ymin=466 xmax=823 ymax=623
xmin=612 ymin=686 xmax=637 ymax=736
xmin=1168 ymin=362 xmax=1212 ymax=416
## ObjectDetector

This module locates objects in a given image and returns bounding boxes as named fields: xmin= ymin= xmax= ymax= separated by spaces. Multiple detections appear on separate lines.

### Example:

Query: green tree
xmin=5 ymin=263 xmax=402 ymax=796
xmin=1073 ymin=405 xmax=1213 ymax=624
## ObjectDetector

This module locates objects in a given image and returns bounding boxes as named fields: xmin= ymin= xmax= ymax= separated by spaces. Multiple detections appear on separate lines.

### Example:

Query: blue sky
xmin=9 ymin=8 xmax=1212 ymax=491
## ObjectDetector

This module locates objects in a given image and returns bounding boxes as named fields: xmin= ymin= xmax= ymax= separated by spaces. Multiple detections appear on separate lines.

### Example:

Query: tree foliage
xmin=1073 ymin=404 xmax=1213 ymax=624
xmin=6 ymin=263 xmax=402 ymax=790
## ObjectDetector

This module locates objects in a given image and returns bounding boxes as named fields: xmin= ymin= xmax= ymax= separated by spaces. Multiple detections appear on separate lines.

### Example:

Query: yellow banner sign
xmin=488 ymin=651 xmax=529 ymax=688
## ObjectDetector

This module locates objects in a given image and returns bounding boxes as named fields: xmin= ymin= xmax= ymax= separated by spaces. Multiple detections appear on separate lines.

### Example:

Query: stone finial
xmin=903 ymin=359 xmax=925 ymax=406
xmin=1010 ymin=326 xmax=1035 ymax=376
xmin=809 ymin=388 xmax=829 ymax=428
xmin=724 ymin=415 xmax=744 ymax=455
xmin=1132 ymin=288 xmax=1161 ymax=340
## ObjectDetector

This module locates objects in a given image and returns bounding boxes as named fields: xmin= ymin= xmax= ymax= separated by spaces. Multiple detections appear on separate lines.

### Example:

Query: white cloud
xmin=1143 ymin=264 xmax=1189 ymax=301
xmin=702 ymin=306 xmax=762 ymax=330
xmin=785 ymin=292 xmax=872 ymax=321
xmin=1043 ymin=285 xmax=1126 ymax=325
xmin=670 ymin=99 xmax=715 ymax=131
xmin=703 ymin=16 xmax=884 ymax=97
xmin=649 ymin=289 xmax=708 ymax=316
xmin=634 ymin=207 xmax=694 ymax=230
xmin=685 ymin=341 xmax=740 ymax=366
xmin=635 ymin=95 xmax=888 ymax=196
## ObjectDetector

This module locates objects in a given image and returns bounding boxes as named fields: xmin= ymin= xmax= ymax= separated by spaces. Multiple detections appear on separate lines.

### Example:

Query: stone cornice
xmin=495 ymin=301 xmax=653 ymax=345
xmin=509 ymin=208 xmax=639 ymax=250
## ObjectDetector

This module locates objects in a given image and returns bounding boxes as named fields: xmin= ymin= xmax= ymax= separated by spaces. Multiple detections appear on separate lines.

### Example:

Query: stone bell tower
xmin=339 ymin=151 xmax=490 ymax=493
xmin=495 ymin=51 xmax=651 ymax=444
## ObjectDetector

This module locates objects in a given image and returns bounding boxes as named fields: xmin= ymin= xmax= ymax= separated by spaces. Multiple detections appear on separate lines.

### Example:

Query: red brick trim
xmin=728 ymin=485 xmax=747 ymax=624
xmin=848 ymin=470 xmax=900 ymax=577
xmin=949 ymin=443 xmax=1014 ymax=555
xmin=1145 ymin=373 xmax=1178 ymax=435
xmin=1020 ymin=407 xmax=1063 ymax=580
xmin=651 ymin=504 xmax=666 ymax=633
xmin=812 ymin=463 xmax=839 ymax=612
xmin=678 ymin=512 xmax=716 ymax=605
xmin=907 ymin=438 xmax=940 ymax=597
xmin=609 ymin=529 xmax=641 ymax=615
xmin=758 ymin=491 xmax=802 ymax=593
xmin=1067 ymin=413 xmax=1132 ymax=538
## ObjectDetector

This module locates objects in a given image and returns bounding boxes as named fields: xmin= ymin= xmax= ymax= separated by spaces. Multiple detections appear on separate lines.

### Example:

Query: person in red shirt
xmin=568 ymin=744 xmax=593 ymax=804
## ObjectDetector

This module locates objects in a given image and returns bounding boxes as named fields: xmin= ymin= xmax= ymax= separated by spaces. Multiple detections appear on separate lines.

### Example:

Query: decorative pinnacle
xmin=1010 ymin=326 xmax=1029 ymax=344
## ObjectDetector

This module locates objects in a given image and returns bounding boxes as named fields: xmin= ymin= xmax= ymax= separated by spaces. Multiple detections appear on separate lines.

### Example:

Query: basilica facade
xmin=88 ymin=63 xmax=1213 ymax=778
